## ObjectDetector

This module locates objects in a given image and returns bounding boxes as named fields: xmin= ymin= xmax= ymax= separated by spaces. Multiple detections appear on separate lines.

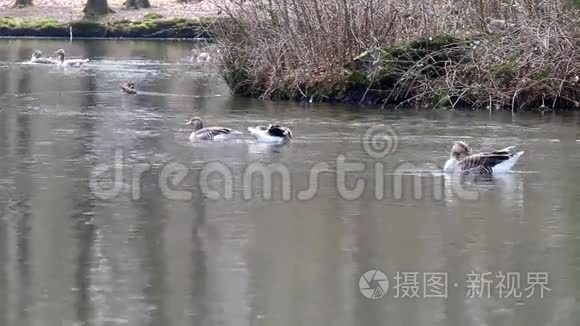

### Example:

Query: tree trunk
xmin=124 ymin=0 xmax=150 ymax=9
xmin=13 ymin=0 xmax=33 ymax=7
xmin=83 ymin=0 xmax=112 ymax=17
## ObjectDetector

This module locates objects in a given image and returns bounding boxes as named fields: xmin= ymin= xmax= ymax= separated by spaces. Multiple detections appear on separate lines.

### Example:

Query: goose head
xmin=450 ymin=141 xmax=471 ymax=159
xmin=185 ymin=117 xmax=204 ymax=131
xmin=54 ymin=49 xmax=65 ymax=62
xmin=31 ymin=50 xmax=43 ymax=59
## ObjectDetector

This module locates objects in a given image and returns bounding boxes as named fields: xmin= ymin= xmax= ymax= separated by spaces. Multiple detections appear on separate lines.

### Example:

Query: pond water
xmin=0 ymin=39 xmax=579 ymax=326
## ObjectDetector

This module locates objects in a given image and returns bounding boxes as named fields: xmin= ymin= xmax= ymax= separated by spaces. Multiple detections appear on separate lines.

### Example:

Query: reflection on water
xmin=0 ymin=39 xmax=579 ymax=326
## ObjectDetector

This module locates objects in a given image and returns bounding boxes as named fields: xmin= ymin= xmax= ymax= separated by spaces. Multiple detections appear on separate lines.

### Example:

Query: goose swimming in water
xmin=248 ymin=124 xmax=293 ymax=143
xmin=443 ymin=141 xmax=524 ymax=175
xmin=186 ymin=117 xmax=240 ymax=141
xmin=120 ymin=81 xmax=137 ymax=94
xmin=54 ymin=49 xmax=89 ymax=67
xmin=30 ymin=50 xmax=57 ymax=64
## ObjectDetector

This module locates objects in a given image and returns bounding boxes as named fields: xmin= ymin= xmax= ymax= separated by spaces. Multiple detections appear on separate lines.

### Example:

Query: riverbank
xmin=0 ymin=0 xmax=219 ymax=38
xmin=0 ymin=0 xmax=219 ymax=21
xmin=0 ymin=15 xmax=215 ymax=38
xmin=223 ymin=33 xmax=579 ymax=111
xmin=218 ymin=0 xmax=579 ymax=111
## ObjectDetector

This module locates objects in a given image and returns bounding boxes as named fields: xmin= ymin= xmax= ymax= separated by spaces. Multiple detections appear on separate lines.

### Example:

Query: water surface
xmin=0 ymin=39 xmax=579 ymax=326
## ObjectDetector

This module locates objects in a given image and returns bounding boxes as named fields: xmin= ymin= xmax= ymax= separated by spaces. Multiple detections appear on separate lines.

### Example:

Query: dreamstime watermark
xmin=358 ymin=269 xmax=551 ymax=300
xmin=89 ymin=125 xmax=480 ymax=202
xmin=362 ymin=125 xmax=399 ymax=158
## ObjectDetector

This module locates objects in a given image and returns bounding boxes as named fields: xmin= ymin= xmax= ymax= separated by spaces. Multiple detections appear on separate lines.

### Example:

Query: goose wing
xmin=458 ymin=152 xmax=511 ymax=174
xmin=65 ymin=59 xmax=89 ymax=67
xmin=490 ymin=146 xmax=517 ymax=155
xmin=268 ymin=124 xmax=292 ymax=139
xmin=32 ymin=58 xmax=57 ymax=64
xmin=194 ymin=127 xmax=234 ymax=140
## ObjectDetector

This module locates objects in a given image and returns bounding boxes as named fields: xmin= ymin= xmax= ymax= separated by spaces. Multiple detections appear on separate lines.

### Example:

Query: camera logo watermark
xmin=359 ymin=269 xmax=390 ymax=299
xmin=358 ymin=269 xmax=550 ymax=300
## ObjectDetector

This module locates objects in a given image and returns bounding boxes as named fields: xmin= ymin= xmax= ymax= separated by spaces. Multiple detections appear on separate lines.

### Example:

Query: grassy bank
xmin=216 ymin=0 xmax=579 ymax=111
xmin=0 ymin=14 xmax=215 ymax=38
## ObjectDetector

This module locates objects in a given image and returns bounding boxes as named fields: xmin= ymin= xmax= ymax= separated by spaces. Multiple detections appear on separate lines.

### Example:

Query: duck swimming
xmin=30 ymin=50 xmax=57 ymax=64
xmin=186 ymin=117 xmax=241 ymax=141
xmin=443 ymin=141 xmax=524 ymax=175
xmin=54 ymin=49 xmax=89 ymax=67
xmin=248 ymin=124 xmax=293 ymax=143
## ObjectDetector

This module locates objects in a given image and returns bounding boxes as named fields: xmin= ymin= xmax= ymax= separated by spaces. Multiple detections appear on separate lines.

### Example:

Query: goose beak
xmin=185 ymin=120 xmax=192 ymax=125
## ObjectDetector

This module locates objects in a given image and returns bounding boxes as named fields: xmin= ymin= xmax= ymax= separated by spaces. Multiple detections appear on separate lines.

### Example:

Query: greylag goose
xmin=54 ymin=49 xmax=89 ymax=67
xmin=121 ymin=82 xmax=137 ymax=94
xmin=248 ymin=124 xmax=293 ymax=143
xmin=186 ymin=117 xmax=240 ymax=141
xmin=30 ymin=50 xmax=57 ymax=64
xmin=444 ymin=141 xmax=524 ymax=175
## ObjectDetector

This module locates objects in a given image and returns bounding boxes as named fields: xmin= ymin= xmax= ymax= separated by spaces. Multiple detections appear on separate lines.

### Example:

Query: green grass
xmin=0 ymin=17 xmax=66 ymax=30
xmin=143 ymin=12 xmax=163 ymax=21
xmin=0 ymin=16 xmax=216 ymax=38
xmin=530 ymin=70 xmax=548 ymax=81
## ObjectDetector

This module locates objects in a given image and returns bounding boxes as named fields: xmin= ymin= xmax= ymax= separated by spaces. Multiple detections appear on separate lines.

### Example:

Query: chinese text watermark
xmin=358 ymin=270 xmax=550 ymax=300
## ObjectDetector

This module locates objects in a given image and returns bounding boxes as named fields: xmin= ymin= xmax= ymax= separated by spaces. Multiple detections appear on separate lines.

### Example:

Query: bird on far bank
xmin=485 ymin=17 xmax=516 ymax=34
xmin=196 ymin=52 xmax=211 ymax=63
xmin=443 ymin=141 xmax=524 ymax=175
xmin=120 ymin=81 xmax=137 ymax=94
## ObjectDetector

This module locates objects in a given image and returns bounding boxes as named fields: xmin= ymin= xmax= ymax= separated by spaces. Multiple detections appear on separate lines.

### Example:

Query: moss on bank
xmin=0 ymin=15 xmax=215 ymax=38
xmin=225 ymin=34 xmax=470 ymax=103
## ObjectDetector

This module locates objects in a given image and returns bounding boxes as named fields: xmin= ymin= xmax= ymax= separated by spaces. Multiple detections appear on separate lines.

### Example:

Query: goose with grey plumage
xmin=30 ymin=50 xmax=57 ymax=64
xmin=186 ymin=117 xmax=241 ymax=141
xmin=54 ymin=49 xmax=89 ymax=67
xmin=443 ymin=141 xmax=524 ymax=175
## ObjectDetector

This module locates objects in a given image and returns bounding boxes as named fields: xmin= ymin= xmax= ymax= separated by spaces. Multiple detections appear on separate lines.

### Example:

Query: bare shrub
xmin=389 ymin=19 xmax=579 ymax=110
xmin=212 ymin=0 xmax=579 ymax=109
